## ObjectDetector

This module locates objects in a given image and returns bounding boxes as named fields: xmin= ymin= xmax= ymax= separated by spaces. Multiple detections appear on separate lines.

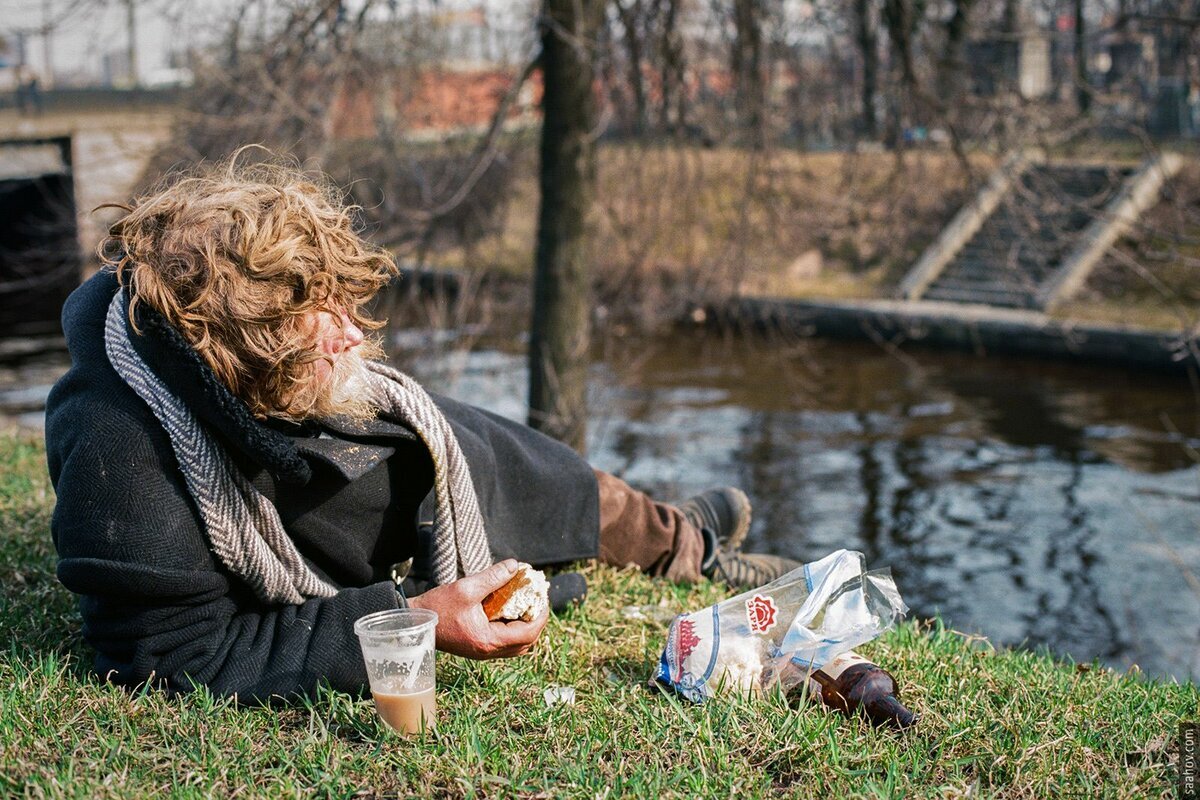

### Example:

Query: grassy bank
xmin=411 ymin=143 xmax=1199 ymax=334
xmin=421 ymin=146 xmax=987 ymax=306
xmin=1 ymin=431 xmax=1195 ymax=798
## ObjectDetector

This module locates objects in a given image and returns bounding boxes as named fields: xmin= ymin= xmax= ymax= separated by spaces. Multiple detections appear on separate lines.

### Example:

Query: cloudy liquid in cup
xmin=374 ymin=688 xmax=436 ymax=734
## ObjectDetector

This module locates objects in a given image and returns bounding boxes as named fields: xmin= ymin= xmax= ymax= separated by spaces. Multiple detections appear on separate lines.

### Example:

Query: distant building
xmin=319 ymin=6 xmax=538 ymax=140
xmin=101 ymin=51 xmax=133 ymax=88
xmin=330 ymin=67 xmax=542 ymax=140
xmin=1149 ymin=77 xmax=1198 ymax=138
xmin=967 ymin=29 xmax=1052 ymax=100
xmin=1099 ymin=33 xmax=1157 ymax=91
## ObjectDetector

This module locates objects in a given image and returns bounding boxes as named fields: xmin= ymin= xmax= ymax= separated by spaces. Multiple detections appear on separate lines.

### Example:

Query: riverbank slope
xmin=416 ymin=145 xmax=1200 ymax=335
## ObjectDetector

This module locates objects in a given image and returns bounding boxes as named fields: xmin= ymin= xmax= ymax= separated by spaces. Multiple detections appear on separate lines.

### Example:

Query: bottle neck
xmin=865 ymin=694 xmax=917 ymax=729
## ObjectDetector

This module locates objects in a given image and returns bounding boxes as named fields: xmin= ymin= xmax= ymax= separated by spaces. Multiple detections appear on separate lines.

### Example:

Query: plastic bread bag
xmin=654 ymin=549 xmax=908 ymax=702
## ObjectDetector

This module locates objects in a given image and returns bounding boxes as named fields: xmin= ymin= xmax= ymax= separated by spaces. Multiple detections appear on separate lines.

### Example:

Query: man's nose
xmin=340 ymin=313 xmax=364 ymax=349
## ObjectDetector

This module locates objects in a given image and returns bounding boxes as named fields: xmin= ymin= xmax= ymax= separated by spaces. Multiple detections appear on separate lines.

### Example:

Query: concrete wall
xmin=0 ymin=103 xmax=174 ymax=262
xmin=719 ymin=296 xmax=1198 ymax=375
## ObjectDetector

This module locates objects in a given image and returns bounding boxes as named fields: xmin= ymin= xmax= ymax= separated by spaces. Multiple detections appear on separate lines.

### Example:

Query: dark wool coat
xmin=45 ymin=271 xmax=599 ymax=702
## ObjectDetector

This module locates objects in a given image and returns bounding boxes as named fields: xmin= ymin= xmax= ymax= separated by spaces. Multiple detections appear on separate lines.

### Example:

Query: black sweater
xmin=45 ymin=271 xmax=598 ymax=702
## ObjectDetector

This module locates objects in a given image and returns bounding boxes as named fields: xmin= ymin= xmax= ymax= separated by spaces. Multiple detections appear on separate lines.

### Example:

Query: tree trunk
xmin=528 ymin=0 xmax=604 ymax=453
xmin=1074 ymin=0 xmax=1090 ymax=113
xmin=615 ymin=0 xmax=648 ymax=136
xmin=732 ymin=0 xmax=766 ymax=149
xmin=657 ymin=0 xmax=686 ymax=133
xmin=940 ymin=0 xmax=974 ymax=100
xmin=1001 ymin=0 xmax=1019 ymax=33
xmin=854 ymin=0 xmax=879 ymax=140
xmin=882 ymin=0 xmax=917 ymax=89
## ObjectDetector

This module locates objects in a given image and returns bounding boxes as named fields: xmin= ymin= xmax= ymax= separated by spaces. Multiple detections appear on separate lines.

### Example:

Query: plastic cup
xmin=354 ymin=608 xmax=439 ymax=734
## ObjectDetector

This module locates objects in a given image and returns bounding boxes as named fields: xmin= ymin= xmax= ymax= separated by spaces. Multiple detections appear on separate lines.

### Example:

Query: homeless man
xmin=45 ymin=163 xmax=800 ymax=702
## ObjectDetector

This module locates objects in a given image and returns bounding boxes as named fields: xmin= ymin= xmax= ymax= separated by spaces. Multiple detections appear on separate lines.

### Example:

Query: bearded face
xmin=302 ymin=308 xmax=385 ymax=424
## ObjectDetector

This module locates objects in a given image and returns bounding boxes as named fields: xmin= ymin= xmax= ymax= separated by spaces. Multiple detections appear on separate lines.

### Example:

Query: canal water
xmin=398 ymin=328 xmax=1200 ymax=683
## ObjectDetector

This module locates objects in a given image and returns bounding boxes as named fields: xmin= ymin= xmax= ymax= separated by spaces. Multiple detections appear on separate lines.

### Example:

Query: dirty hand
xmin=407 ymin=559 xmax=549 ymax=660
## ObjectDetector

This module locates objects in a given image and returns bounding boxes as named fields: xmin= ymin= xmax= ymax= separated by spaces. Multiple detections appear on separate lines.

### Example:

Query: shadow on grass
xmin=0 ymin=433 xmax=93 ymax=673
xmin=0 ymin=531 xmax=92 ymax=667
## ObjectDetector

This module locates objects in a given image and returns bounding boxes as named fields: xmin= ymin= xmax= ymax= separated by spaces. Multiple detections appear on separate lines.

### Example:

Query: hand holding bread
xmin=407 ymin=560 xmax=548 ymax=660
xmin=481 ymin=563 xmax=550 ymax=622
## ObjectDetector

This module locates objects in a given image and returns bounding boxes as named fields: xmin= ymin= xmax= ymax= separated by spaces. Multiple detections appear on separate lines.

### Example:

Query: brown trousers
xmin=595 ymin=470 xmax=707 ymax=582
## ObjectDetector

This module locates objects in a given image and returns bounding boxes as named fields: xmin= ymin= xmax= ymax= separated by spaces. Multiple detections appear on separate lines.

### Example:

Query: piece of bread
xmin=482 ymin=564 xmax=550 ymax=622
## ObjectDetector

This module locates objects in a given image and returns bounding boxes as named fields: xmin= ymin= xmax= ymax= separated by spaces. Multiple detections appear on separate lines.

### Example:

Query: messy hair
xmin=100 ymin=155 xmax=398 ymax=420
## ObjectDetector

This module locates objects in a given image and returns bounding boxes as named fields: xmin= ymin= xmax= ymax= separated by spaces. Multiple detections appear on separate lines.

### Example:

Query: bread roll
xmin=482 ymin=564 xmax=549 ymax=622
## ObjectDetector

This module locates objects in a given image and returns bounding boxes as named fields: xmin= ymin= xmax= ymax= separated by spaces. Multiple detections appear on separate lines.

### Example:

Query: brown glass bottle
xmin=799 ymin=652 xmax=917 ymax=729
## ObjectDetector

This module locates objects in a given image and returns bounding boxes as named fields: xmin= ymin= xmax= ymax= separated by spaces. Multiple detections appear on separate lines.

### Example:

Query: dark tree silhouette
xmin=614 ymin=0 xmax=649 ymax=135
xmin=732 ymin=0 xmax=766 ymax=149
xmin=854 ymin=0 xmax=880 ymax=140
xmin=528 ymin=0 xmax=606 ymax=452
xmin=1075 ymin=0 xmax=1091 ymax=113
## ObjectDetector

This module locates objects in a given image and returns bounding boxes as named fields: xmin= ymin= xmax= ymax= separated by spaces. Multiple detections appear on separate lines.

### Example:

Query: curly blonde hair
xmin=101 ymin=158 xmax=398 ymax=420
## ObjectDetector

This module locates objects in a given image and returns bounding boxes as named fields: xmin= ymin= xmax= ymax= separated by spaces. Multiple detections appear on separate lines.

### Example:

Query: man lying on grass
xmin=44 ymin=160 xmax=799 ymax=701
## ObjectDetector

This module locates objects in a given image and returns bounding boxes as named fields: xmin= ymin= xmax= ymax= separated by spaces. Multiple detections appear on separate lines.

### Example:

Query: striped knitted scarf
xmin=103 ymin=290 xmax=491 ymax=604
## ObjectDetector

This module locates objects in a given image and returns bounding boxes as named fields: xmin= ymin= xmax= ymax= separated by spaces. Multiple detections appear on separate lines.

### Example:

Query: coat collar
xmin=115 ymin=281 xmax=317 ymax=485
xmin=97 ymin=272 xmax=418 ymax=485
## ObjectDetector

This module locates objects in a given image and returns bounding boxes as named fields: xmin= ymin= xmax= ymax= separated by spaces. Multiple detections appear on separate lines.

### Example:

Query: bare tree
xmin=141 ymin=0 xmax=535 ymax=267
xmin=854 ymin=0 xmax=880 ymax=139
xmin=528 ymin=0 xmax=606 ymax=452
xmin=614 ymin=0 xmax=650 ymax=135
xmin=657 ymin=0 xmax=689 ymax=133
xmin=732 ymin=0 xmax=767 ymax=148
xmin=940 ymin=0 xmax=976 ymax=102
xmin=1074 ymin=0 xmax=1091 ymax=113
xmin=882 ymin=0 xmax=921 ymax=92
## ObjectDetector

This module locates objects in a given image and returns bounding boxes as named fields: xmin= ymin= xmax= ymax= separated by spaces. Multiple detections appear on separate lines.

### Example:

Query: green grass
xmin=1 ymin=430 xmax=1196 ymax=798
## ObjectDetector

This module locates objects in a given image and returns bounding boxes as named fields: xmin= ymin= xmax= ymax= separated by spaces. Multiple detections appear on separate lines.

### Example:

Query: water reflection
xmin=403 ymin=332 xmax=1200 ymax=682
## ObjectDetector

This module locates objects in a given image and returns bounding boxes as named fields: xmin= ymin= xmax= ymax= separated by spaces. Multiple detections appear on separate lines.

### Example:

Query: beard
xmin=319 ymin=338 xmax=387 ymax=425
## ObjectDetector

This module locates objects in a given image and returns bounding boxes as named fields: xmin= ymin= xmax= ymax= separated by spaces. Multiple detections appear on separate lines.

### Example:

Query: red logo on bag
xmin=745 ymin=594 xmax=778 ymax=634
xmin=677 ymin=618 xmax=701 ymax=661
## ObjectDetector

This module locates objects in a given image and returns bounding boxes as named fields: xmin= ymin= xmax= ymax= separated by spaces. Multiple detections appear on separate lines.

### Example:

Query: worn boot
xmin=675 ymin=487 xmax=753 ymax=552
xmin=699 ymin=528 xmax=802 ymax=590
